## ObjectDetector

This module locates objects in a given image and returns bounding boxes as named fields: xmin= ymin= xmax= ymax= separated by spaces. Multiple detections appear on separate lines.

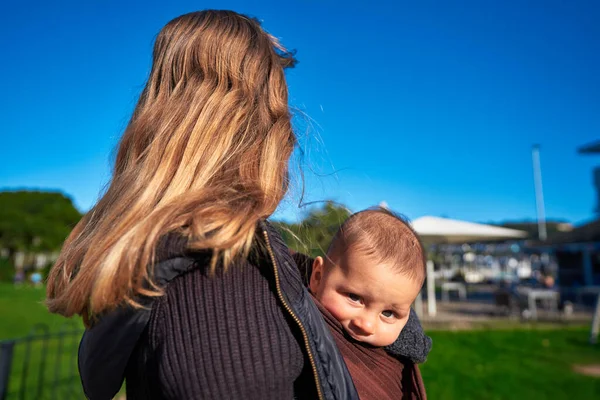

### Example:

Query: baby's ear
xmin=309 ymin=256 xmax=324 ymax=293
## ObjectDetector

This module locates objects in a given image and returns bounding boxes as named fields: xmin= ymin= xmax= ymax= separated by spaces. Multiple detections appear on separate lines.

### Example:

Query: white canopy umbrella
xmin=411 ymin=216 xmax=528 ymax=244
xmin=409 ymin=216 xmax=528 ymax=318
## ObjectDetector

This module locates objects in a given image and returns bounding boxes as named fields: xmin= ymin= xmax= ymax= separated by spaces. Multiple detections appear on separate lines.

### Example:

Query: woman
xmin=47 ymin=10 xmax=428 ymax=400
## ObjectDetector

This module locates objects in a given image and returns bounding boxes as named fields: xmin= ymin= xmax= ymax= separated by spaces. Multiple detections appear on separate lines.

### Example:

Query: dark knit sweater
xmin=78 ymin=224 xmax=428 ymax=400
xmin=125 ymin=253 xmax=307 ymax=399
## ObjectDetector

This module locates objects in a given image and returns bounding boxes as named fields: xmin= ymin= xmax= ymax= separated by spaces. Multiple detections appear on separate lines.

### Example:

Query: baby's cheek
xmin=377 ymin=322 xmax=406 ymax=346
xmin=397 ymin=318 xmax=409 ymax=333
xmin=320 ymin=293 xmax=350 ymax=322
xmin=394 ymin=318 xmax=410 ymax=337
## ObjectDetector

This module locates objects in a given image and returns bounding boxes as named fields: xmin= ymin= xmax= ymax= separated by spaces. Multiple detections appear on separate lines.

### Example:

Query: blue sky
xmin=1 ymin=0 xmax=599 ymax=224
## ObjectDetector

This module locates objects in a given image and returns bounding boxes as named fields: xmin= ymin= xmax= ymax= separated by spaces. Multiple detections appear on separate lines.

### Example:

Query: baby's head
xmin=310 ymin=208 xmax=425 ymax=347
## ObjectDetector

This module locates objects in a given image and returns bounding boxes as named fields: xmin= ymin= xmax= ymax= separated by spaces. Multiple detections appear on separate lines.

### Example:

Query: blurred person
xmin=542 ymin=274 xmax=556 ymax=289
xmin=13 ymin=268 xmax=25 ymax=286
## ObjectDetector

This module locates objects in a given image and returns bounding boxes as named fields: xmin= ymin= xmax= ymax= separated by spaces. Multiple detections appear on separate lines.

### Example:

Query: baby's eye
xmin=381 ymin=310 xmax=396 ymax=318
xmin=347 ymin=293 xmax=361 ymax=303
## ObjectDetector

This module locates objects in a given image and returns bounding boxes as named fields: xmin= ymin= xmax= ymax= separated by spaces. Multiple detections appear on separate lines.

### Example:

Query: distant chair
xmin=576 ymin=285 xmax=600 ymax=305
xmin=494 ymin=285 xmax=520 ymax=317
xmin=441 ymin=282 xmax=467 ymax=302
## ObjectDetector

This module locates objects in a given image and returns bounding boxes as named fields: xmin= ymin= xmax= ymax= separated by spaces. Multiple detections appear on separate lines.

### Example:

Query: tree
xmin=274 ymin=201 xmax=351 ymax=257
xmin=0 ymin=190 xmax=82 ymax=259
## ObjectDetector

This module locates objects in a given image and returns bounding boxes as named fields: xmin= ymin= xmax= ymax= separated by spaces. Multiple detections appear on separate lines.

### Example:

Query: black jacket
xmin=78 ymin=221 xmax=431 ymax=399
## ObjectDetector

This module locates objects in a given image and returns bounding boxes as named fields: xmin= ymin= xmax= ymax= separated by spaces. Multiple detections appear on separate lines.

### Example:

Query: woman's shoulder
xmin=151 ymin=228 xmax=276 ymax=313
xmin=151 ymin=226 xmax=281 ymax=285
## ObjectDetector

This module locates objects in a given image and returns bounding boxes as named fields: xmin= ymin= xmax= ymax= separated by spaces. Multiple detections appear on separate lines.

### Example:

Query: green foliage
xmin=0 ymin=257 xmax=15 ymax=282
xmin=274 ymin=201 xmax=351 ymax=257
xmin=39 ymin=261 xmax=54 ymax=281
xmin=0 ymin=190 xmax=82 ymax=253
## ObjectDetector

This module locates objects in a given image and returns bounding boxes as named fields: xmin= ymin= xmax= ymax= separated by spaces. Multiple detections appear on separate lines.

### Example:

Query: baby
xmin=308 ymin=208 xmax=428 ymax=399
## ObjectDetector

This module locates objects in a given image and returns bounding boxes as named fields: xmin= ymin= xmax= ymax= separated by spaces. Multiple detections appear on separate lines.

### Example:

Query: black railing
xmin=0 ymin=322 xmax=83 ymax=400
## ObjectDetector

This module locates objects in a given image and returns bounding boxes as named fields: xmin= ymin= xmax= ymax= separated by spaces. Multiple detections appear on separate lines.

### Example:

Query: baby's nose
xmin=352 ymin=317 xmax=375 ymax=335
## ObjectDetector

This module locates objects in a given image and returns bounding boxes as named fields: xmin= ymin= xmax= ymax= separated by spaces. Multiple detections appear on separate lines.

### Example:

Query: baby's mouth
xmin=344 ymin=327 xmax=372 ymax=344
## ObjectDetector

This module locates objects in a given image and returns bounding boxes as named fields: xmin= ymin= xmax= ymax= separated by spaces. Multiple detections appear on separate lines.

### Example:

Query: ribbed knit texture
xmin=125 ymin=258 xmax=305 ymax=399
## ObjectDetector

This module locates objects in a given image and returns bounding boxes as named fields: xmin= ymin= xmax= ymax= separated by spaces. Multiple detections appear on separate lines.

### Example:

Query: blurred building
xmin=536 ymin=141 xmax=600 ymax=301
xmin=542 ymin=220 xmax=600 ymax=287
xmin=579 ymin=140 xmax=600 ymax=214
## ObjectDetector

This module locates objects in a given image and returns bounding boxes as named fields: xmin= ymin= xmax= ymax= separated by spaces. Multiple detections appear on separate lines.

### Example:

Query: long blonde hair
xmin=46 ymin=10 xmax=297 ymax=323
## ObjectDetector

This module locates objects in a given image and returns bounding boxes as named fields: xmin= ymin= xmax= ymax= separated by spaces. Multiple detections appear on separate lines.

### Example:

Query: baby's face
xmin=310 ymin=249 xmax=422 ymax=347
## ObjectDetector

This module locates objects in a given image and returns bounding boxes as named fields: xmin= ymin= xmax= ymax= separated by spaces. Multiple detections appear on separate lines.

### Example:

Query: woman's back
xmin=125 ymin=248 xmax=305 ymax=399
xmin=77 ymin=224 xmax=358 ymax=400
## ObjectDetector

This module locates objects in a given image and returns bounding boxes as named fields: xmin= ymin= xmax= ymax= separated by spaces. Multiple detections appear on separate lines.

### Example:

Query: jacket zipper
xmin=262 ymin=230 xmax=325 ymax=400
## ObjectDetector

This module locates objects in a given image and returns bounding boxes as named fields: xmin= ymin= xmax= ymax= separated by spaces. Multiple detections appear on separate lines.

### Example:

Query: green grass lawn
xmin=1 ymin=283 xmax=599 ymax=399
xmin=0 ymin=283 xmax=84 ymax=399
xmin=0 ymin=282 xmax=81 ymax=339
xmin=422 ymin=327 xmax=600 ymax=399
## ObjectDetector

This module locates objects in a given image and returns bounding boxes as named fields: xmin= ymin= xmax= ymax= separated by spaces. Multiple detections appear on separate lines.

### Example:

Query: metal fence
xmin=0 ymin=322 xmax=83 ymax=400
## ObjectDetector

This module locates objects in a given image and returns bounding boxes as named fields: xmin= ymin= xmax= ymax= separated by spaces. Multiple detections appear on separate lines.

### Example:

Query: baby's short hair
xmin=327 ymin=207 xmax=426 ymax=284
